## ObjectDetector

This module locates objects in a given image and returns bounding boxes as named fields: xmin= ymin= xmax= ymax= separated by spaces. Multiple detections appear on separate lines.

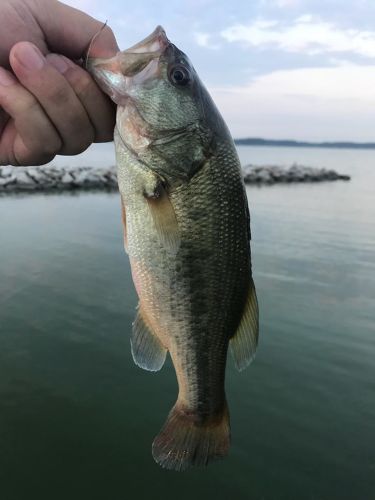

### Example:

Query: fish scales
xmin=117 ymin=134 xmax=249 ymax=411
xmin=88 ymin=25 xmax=259 ymax=471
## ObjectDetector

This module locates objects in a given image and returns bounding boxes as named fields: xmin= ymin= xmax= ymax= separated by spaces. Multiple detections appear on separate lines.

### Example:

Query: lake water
xmin=0 ymin=145 xmax=374 ymax=500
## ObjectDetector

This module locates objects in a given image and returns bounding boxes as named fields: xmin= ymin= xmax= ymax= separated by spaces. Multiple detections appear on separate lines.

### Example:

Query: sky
xmin=64 ymin=0 xmax=375 ymax=141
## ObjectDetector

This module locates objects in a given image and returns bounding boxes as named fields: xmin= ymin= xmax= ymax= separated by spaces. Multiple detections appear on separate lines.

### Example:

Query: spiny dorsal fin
xmin=131 ymin=305 xmax=167 ymax=372
xmin=144 ymin=183 xmax=180 ymax=254
xmin=230 ymin=279 xmax=259 ymax=371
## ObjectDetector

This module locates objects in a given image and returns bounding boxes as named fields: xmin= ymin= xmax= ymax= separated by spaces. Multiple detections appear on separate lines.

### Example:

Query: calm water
xmin=0 ymin=146 xmax=374 ymax=500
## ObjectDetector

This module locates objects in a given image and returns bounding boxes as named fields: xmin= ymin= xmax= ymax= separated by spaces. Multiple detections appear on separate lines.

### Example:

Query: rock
xmin=13 ymin=171 xmax=38 ymax=190
xmin=73 ymin=170 xmax=101 ymax=188
xmin=256 ymin=170 xmax=274 ymax=184
xmin=60 ymin=172 xmax=75 ymax=185
xmin=0 ymin=175 xmax=17 ymax=187
xmin=325 ymin=169 xmax=340 ymax=180
xmin=243 ymin=172 xmax=257 ymax=183
xmin=0 ymin=166 xmax=14 ymax=178
xmin=242 ymin=164 xmax=350 ymax=185
xmin=44 ymin=171 xmax=62 ymax=184
xmin=269 ymin=168 xmax=284 ymax=181
xmin=27 ymin=167 xmax=49 ymax=184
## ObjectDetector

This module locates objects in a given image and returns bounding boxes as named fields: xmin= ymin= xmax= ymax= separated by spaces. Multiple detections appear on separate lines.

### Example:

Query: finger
xmin=0 ymin=67 xmax=62 ymax=166
xmin=0 ymin=107 xmax=9 ymax=136
xmin=10 ymin=42 xmax=95 ymax=155
xmin=0 ymin=2 xmax=49 ymax=68
xmin=34 ymin=1 xmax=119 ymax=59
xmin=46 ymin=54 xmax=115 ymax=143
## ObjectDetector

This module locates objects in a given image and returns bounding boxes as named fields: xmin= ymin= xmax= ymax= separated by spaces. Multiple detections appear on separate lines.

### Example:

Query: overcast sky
xmin=65 ymin=0 xmax=375 ymax=141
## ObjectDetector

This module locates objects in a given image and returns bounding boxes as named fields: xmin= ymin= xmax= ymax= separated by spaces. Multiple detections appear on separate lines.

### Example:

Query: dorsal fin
xmin=230 ymin=279 xmax=259 ymax=371
xmin=131 ymin=305 xmax=167 ymax=372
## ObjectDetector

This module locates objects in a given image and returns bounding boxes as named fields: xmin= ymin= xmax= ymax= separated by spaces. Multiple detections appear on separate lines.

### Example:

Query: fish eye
xmin=168 ymin=64 xmax=191 ymax=87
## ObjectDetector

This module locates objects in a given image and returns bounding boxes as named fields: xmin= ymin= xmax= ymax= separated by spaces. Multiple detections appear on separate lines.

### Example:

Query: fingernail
xmin=14 ymin=43 xmax=45 ymax=71
xmin=47 ymin=54 xmax=71 ymax=74
xmin=0 ymin=67 xmax=16 ymax=86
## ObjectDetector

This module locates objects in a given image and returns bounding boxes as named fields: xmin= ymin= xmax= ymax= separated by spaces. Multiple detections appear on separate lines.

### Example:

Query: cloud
xmin=194 ymin=32 xmax=210 ymax=47
xmin=274 ymin=0 xmax=300 ymax=7
xmin=193 ymin=32 xmax=220 ymax=50
xmin=221 ymin=16 xmax=375 ymax=57
xmin=209 ymin=64 xmax=375 ymax=140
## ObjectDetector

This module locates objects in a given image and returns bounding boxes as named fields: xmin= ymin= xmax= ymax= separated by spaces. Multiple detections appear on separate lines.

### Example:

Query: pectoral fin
xmin=120 ymin=196 xmax=128 ymax=253
xmin=131 ymin=305 xmax=167 ymax=372
xmin=144 ymin=183 xmax=180 ymax=254
xmin=230 ymin=279 xmax=259 ymax=371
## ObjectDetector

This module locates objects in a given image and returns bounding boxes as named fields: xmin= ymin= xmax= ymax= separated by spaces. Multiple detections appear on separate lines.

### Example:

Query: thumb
xmin=33 ymin=1 xmax=119 ymax=59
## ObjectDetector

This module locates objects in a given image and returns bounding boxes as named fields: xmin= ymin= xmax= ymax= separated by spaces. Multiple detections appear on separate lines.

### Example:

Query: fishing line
xmin=84 ymin=20 xmax=108 ymax=69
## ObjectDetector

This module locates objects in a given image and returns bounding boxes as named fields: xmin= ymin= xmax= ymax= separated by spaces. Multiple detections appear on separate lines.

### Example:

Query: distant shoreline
xmin=234 ymin=138 xmax=375 ymax=150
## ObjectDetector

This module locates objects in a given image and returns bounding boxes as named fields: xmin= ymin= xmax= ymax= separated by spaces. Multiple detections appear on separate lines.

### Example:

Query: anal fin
xmin=230 ymin=279 xmax=259 ymax=371
xmin=131 ymin=305 xmax=167 ymax=372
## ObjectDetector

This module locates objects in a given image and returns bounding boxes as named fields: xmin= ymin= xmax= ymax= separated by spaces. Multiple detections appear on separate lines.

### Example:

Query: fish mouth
xmin=88 ymin=26 xmax=170 ymax=76
xmin=124 ymin=25 xmax=170 ymax=55
xmin=87 ymin=26 xmax=170 ymax=102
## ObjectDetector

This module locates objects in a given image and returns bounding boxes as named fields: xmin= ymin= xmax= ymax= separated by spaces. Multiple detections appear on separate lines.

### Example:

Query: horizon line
xmin=234 ymin=138 xmax=375 ymax=149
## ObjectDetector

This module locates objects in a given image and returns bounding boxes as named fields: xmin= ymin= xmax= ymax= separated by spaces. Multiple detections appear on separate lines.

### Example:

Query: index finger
xmin=34 ymin=1 xmax=119 ymax=59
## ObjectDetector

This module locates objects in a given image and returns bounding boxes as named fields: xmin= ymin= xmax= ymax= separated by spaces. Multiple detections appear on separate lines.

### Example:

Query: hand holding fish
xmin=0 ymin=0 xmax=118 ymax=166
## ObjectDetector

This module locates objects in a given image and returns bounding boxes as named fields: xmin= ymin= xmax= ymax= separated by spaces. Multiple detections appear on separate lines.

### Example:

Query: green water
xmin=0 ymin=147 xmax=374 ymax=500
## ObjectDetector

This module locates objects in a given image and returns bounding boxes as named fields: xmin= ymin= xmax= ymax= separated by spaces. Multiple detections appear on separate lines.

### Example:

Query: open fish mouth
xmin=124 ymin=25 xmax=170 ymax=55
xmin=87 ymin=25 xmax=170 ymax=76
xmin=119 ymin=25 xmax=171 ymax=78
xmin=87 ymin=26 xmax=171 ymax=102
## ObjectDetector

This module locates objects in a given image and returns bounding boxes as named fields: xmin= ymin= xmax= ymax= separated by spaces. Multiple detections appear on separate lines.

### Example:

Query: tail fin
xmin=152 ymin=402 xmax=230 ymax=471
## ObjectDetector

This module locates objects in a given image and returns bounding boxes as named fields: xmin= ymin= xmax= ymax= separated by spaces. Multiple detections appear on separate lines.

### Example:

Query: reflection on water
xmin=0 ymin=146 xmax=374 ymax=500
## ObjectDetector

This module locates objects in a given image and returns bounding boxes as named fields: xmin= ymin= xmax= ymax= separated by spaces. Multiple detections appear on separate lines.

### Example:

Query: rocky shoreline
xmin=243 ymin=164 xmax=350 ymax=184
xmin=0 ymin=163 xmax=350 ymax=193
xmin=0 ymin=165 xmax=118 ymax=193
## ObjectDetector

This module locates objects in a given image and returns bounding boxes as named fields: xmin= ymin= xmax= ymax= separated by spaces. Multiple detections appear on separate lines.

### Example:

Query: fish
xmin=87 ymin=26 xmax=259 ymax=471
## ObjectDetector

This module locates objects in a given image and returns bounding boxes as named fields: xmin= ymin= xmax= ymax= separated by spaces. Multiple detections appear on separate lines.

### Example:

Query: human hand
xmin=0 ymin=0 xmax=119 ymax=166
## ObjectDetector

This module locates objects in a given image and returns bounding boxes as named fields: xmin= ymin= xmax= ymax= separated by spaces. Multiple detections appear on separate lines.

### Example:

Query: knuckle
xmin=66 ymin=69 xmax=95 ymax=101
xmin=68 ymin=140 xmax=90 ymax=155
xmin=72 ymin=121 xmax=95 ymax=150
xmin=95 ymin=128 xmax=115 ymax=143
xmin=32 ymin=152 xmax=56 ymax=166
xmin=48 ymin=85 xmax=71 ymax=106
xmin=24 ymin=95 xmax=41 ymax=116
xmin=42 ymin=137 xmax=62 ymax=157
xmin=26 ymin=137 xmax=61 ymax=162
xmin=6 ymin=152 xmax=20 ymax=167
xmin=11 ymin=90 xmax=46 ymax=125
xmin=15 ymin=150 xmax=56 ymax=167
xmin=0 ymin=83 xmax=40 ymax=120
xmin=62 ymin=127 xmax=95 ymax=155
xmin=72 ymin=142 xmax=91 ymax=155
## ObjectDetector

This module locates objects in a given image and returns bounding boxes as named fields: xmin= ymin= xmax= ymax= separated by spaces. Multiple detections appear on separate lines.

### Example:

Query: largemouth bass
xmin=88 ymin=26 xmax=259 ymax=471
